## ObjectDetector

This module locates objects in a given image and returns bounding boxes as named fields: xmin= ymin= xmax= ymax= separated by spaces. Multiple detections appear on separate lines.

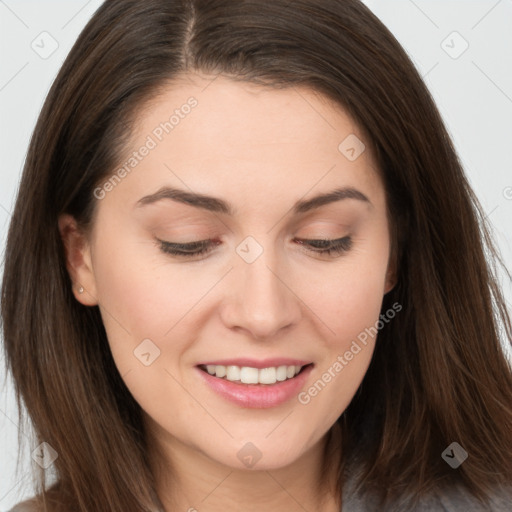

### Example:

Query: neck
xmin=146 ymin=418 xmax=342 ymax=512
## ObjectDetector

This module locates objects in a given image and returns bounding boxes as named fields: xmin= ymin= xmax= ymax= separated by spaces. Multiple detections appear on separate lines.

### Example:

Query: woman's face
xmin=63 ymin=73 xmax=395 ymax=471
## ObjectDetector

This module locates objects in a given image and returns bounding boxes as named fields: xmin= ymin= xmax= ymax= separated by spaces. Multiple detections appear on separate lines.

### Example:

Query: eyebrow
xmin=135 ymin=186 xmax=371 ymax=215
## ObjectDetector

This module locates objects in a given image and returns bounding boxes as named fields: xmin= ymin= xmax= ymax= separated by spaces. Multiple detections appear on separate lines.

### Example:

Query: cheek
xmin=91 ymin=214 xmax=219 ymax=329
xmin=295 ymin=282 xmax=382 ymax=431
xmin=299 ymin=241 xmax=390 ymax=344
xmin=293 ymin=246 xmax=389 ymax=423
xmin=89 ymin=238 xmax=203 ymax=419
xmin=297 ymin=342 xmax=375 ymax=437
xmin=89 ymin=229 xmax=195 ymax=370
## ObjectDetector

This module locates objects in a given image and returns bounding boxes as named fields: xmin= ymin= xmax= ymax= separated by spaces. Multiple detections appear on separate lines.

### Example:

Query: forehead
xmin=97 ymin=73 xmax=385 ymax=220
xmin=135 ymin=73 xmax=366 ymax=162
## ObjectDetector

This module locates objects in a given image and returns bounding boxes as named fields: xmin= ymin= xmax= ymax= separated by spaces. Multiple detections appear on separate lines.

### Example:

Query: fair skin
xmin=59 ymin=73 xmax=395 ymax=512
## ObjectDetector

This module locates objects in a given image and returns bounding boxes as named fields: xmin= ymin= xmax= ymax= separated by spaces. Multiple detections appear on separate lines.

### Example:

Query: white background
xmin=1 ymin=0 xmax=511 ymax=509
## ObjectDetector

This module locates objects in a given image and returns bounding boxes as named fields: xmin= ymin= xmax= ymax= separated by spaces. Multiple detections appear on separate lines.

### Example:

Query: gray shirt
xmin=342 ymin=470 xmax=512 ymax=511
xmin=9 ymin=478 xmax=512 ymax=511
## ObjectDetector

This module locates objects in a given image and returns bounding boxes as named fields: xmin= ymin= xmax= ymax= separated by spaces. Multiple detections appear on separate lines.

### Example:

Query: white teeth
xmin=240 ymin=366 xmax=259 ymax=384
xmin=203 ymin=364 xmax=306 ymax=384
xmin=276 ymin=365 xmax=288 ymax=381
xmin=226 ymin=365 xmax=241 ymax=381
xmin=215 ymin=365 xmax=226 ymax=378
xmin=258 ymin=367 xmax=276 ymax=384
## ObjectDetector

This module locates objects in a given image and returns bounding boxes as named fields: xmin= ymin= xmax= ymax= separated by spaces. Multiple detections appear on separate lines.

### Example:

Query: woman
xmin=2 ymin=0 xmax=512 ymax=511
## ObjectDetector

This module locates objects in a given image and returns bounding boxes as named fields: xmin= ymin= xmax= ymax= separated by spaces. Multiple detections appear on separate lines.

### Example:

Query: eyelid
xmin=294 ymin=236 xmax=352 ymax=255
xmin=157 ymin=238 xmax=219 ymax=253
xmin=156 ymin=236 xmax=352 ymax=259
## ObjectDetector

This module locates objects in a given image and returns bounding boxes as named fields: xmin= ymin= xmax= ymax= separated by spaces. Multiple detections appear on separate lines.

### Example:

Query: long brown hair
xmin=2 ymin=0 xmax=512 ymax=510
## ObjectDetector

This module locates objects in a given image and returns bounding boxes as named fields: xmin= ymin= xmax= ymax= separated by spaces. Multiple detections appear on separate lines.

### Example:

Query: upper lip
xmin=197 ymin=358 xmax=313 ymax=369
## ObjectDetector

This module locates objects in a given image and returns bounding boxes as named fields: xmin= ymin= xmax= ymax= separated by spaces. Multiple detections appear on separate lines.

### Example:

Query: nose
xmin=220 ymin=244 xmax=302 ymax=339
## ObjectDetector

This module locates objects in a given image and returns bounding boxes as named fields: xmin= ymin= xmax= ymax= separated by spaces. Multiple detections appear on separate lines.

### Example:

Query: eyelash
xmin=157 ymin=236 xmax=352 ymax=258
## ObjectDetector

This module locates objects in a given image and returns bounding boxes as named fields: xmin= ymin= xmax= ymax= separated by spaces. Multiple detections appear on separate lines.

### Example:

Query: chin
xmin=202 ymin=437 xmax=313 ymax=472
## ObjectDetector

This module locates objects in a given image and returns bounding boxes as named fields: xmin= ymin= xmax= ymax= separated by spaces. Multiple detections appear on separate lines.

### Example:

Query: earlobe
xmin=58 ymin=214 xmax=98 ymax=306
xmin=384 ymin=273 xmax=397 ymax=295
xmin=384 ymin=258 xmax=398 ymax=295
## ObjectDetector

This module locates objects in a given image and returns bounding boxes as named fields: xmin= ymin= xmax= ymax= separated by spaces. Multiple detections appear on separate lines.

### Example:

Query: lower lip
xmin=196 ymin=364 xmax=314 ymax=409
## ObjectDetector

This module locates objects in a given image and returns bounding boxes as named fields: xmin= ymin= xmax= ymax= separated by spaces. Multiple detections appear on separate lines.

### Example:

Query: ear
xmin=58 ymin=214 xmax=98 ymax=306
xmin=384 ymin=249 xmax=398 ymax=295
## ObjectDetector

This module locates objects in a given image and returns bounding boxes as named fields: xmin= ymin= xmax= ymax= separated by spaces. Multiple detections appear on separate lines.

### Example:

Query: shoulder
xmin=434 ymin=482 xmax=512 ymax=512
xmin=8 ymin=498 xmax=39 ymax=512
xmin=342 ymin=465 xmax=512 ymax=512
xmin=9 ymin=483 xmax=69 ymax=512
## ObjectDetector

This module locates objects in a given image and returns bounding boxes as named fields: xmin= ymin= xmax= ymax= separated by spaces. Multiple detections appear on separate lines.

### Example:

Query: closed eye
xmin=157 ymin=236 xmax=352 ymax=259
xmin=294 ymin=236 xmax=352 ymax=256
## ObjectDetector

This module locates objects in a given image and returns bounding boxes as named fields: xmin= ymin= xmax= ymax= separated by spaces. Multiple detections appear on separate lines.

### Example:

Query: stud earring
xmin=78 ymin=286 xmax=84 ymax=294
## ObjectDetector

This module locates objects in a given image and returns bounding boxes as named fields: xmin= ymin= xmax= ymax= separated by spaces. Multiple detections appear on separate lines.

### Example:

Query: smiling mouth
xmin=198 ymin=363 xmax=313 ymax=386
